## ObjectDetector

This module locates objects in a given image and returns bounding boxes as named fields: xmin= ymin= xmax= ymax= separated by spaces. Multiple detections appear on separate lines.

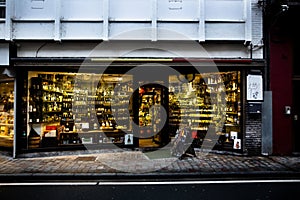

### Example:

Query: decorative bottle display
xmin=28 ymin=73 xmax=133 ymax=147
xmin=95 ymin=79 xmax=132 ymax=131
xmin=26 ymin=70 xmax=242 ymax=150
xmin=29 ymin=76 xmax=64 ymax=124
xmin=168 ymin=71 xmax=241 ymax=151
xmin=0 ymin=81 xmax=14 ymax=148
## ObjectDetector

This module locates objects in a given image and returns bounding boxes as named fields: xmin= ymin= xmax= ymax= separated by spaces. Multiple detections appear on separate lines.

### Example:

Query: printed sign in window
xmin=125 ymin=134 xmax=133 ymax=145
xmin=247 ymin=75 xmax=263 ymax=101
xmin=233 ymin=139 xmax=241 ymax=150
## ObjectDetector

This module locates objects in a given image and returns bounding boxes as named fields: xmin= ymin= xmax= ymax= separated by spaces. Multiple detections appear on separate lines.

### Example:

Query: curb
xmin=1 ymin=171 xmax=300 ymax=182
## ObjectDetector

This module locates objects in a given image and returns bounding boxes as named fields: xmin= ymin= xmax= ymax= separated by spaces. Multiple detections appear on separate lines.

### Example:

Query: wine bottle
xmin=29 ymin=104 xmax=33 ymax=112
xmin=65 ymin=122 xmax=70 ymax=132
xmin=93 ymin=122 xmax=98 ymax=130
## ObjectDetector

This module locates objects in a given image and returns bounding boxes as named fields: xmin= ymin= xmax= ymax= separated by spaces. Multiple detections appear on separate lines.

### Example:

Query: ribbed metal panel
xmin=0 ymin=0 xmax=258 ymax=42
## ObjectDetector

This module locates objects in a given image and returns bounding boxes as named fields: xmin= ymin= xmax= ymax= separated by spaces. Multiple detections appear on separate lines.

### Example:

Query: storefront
xmin=0 ymin=43 xmax=14 ymax=150
xmin=12 ymin=57 xmax=265 ymax=156
xmin=0 ymin=75 xmax=14 ymax=148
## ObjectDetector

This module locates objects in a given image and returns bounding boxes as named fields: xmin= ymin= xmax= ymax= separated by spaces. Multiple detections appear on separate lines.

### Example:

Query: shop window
xmin=0 ymin=80 xmax=14 ymax=148
xmin=169 ymin=71 xmax=241 ymax=152
xmin=23 ymin=70 xmax=241 ymax=152
xmin=0 ymin=0 xmax=5 ymax=19
xmin=25 ymin=72 xmax=133 ymax=149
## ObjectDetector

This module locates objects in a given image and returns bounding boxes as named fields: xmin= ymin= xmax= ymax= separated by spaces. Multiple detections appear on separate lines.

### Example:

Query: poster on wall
xmin=247 ymin=75 xmax=263 ymax=101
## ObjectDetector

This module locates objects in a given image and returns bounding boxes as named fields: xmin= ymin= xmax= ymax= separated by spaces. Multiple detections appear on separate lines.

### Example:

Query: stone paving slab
xmin=0 ymin=150 xmax=299 ymax=179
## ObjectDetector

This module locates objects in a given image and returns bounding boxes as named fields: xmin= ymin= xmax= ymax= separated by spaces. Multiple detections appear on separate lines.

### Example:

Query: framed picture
xmin=247 ymin=75 xmax=263 ymax=101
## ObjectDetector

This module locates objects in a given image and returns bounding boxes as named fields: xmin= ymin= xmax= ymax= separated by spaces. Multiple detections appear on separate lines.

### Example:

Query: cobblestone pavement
xmin=0 ymin=149 xmax=299 ymax=179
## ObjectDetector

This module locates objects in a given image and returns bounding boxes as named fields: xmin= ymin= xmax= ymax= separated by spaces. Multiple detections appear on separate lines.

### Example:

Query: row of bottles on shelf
xmin=168 ymin=72 xmax=241 ymax=131
xmin=29 ymin=103 xmax=129 ymax=117
xmin=29 ymin=104 xmax=129 ymax=124
xmin=60 ymin=133 xmax=81 ymax=145
xmin=0 ymin=81 xmax=14 ymax=137
xmin=61 ymin=119 xmax=125 ymax=133
xmin=0 ymin=86 xmax=14 ymax=114
xmin=29 ymin=102 xmax=63 ymax=113
xmin=29 ymin=113 xmax=130 ymax=129
xmin=31 ymin=77 xmax=62 ymax=93
xmin=226 ymin=102 xmax=240 ymax=113
xmin=71 ymin=80 xmax=131 ymax=131
xmin=28 ymin=74 xmax=132 ymax=133
xmin=226 ymin=114 xmax=240 ymax=125
xmin=30 ymin=75 xmax=132 ymax=100
xmin=59 ymin=133 xmax=124 ymax=145
xmin=169 ymin=73 xmax=240 ymax=95
xmin=0 ymin=112 xmax=14 ymax=124
xmin=29 ymin=112 xmax=61 ymax=123
xmin=33 ymin=74 xmax=133 ymax=93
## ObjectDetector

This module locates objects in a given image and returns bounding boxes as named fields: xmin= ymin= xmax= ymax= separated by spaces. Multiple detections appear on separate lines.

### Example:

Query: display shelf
xmin=0 ymin=108 xmax=14 ymax=138
xmin=27 ymin=73 xmax=133 ymax=149
xmin=0 ymin=123 xmax=14 ymax=126
xmin=169 ymin=72 xmax=241 ymax=151
xmin=57 ymin=130 xmax=127 ymax=146
xmin=28 ymin=121 xmax=60 ymax=124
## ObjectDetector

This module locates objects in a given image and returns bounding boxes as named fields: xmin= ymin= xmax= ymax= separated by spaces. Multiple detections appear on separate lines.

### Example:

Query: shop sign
xmin=247 ymin=75 xmax=263 ymax=101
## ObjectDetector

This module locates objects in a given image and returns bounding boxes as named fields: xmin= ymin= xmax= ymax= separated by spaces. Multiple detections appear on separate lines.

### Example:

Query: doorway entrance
xmin=137 ymin=84 xmax=167 ymax=148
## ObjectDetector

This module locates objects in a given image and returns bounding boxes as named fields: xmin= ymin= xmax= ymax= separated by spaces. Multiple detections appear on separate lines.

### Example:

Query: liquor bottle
xmin=87 ymin=107 xmax=91 ymax=117
xmin=69 ymin=112 xmax=73 ymax=119
xmin=48 ymin=104 xmax=53 ymax=112
xmin=99 ymin=134 xmax=103 ymax=143
xmin=65 ymin=122 xmax=70 ymax=132
xmin=93 ymin=122 xmax=98 ymax=130
xmin=29 ymin=113 xmax=33 ymax=123
xmin=29 ymin=104 xmax=33 ymax=112
xmin=36 ymin=116 xmax=40 ymax=123
xmin=101 ymin=120 xmax=106 ymax=128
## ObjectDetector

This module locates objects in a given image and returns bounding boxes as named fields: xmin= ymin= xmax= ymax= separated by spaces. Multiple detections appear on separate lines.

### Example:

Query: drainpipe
xmin=262 ymin=0 xmax=273 ymax=156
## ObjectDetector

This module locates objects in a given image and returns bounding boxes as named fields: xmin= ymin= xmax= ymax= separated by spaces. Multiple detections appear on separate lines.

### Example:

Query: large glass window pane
xmin=0 ymin=80 xmax=14 ymax=148
xmin=169 ymin=71 xmax=241 ymax=152
xmin=26 ymin=72 xmax=133 ymax=149
xmin=0 ymin=0 xmax=5 ymax=19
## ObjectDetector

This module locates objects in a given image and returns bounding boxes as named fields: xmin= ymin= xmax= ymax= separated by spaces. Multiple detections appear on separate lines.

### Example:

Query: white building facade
xmin=0 ymin=0 xmax=268 ymax=158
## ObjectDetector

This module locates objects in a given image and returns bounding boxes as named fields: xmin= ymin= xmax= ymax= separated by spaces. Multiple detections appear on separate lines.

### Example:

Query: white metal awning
xmin=1 ymin=0 xmax=256 ymax=42
xmin=0 ymin=43 xmax=9 ymax=66
xmin=16 ymin=41 xmax=253 ymax=59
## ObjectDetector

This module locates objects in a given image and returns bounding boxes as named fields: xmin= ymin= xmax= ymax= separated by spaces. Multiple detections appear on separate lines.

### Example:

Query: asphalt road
xmin=1 ymin=179 xmax=300 ymax=200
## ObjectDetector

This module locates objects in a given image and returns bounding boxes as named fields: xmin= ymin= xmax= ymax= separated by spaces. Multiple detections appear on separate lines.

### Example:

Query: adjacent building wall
xmin=269 ymin=26 xmax=293 ymax=155
xmin=0 ymin=0 xmax=266 ymax=156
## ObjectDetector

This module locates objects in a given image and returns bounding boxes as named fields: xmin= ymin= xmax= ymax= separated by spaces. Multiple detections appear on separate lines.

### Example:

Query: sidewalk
xmin=0 ymin=149 xmax=300 ymax=181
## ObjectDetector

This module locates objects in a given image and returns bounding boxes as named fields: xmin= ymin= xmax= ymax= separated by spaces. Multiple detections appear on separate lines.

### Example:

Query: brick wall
xmin=244 ymin=103 xmax=262 ymax=155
